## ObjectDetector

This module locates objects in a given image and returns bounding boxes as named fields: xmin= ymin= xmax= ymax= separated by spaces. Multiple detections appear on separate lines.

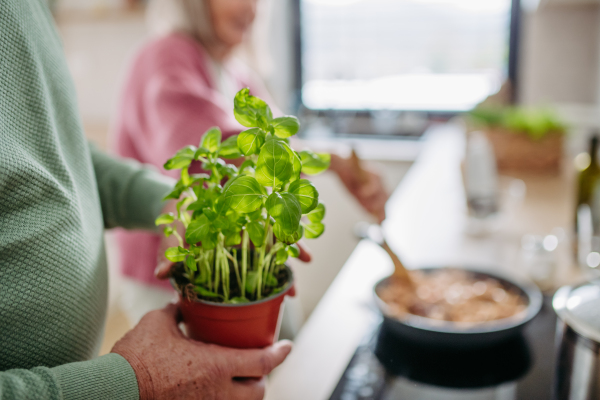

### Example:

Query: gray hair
xmin=146 ymin=0 xmax=217 ymax=46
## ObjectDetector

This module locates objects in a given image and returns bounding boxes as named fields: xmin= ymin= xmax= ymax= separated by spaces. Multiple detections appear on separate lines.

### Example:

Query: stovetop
xmin=329 ymin=297 xmax=557 ymax=400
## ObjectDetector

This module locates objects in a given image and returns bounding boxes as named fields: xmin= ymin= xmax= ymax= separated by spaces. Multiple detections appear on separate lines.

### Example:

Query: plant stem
xmin=226 ymin=249 xmax=241 ymax=296
xmin=242 ymin=230 xmax=248 ymax=298
xmin=256 ymin=213 xmax=272 ymax=300
xmin=172 ymin=230 xmax=184 ymax=248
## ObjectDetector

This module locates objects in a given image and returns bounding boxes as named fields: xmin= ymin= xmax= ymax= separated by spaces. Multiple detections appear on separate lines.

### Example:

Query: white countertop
xmin=265 ymin=123 xmax=576 ymax=400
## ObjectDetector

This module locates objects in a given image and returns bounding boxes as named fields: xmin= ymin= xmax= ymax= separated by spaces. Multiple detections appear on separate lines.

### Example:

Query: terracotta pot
xmin=175 ymin=267 xmax=295 ymax=349
xmin=484 ymin=129 xmax=563 ymax=174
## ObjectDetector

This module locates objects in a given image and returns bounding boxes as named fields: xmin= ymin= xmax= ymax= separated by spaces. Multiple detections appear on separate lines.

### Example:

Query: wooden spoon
xmin=354 ymin=222 xmax=414 ymax=286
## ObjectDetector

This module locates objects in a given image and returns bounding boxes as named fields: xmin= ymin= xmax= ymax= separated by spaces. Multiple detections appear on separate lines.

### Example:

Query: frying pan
xmin=373 ymin=266 xmax=543 ymax=348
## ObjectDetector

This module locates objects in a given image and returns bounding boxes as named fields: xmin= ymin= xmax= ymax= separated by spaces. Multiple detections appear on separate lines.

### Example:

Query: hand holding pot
xmin=112 ymin=303 xmax=293 ymax=400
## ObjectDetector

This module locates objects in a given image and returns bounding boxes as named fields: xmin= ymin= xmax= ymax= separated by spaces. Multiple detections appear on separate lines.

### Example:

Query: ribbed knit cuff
xmin=51 ymin=354 xmax=139 ymax=400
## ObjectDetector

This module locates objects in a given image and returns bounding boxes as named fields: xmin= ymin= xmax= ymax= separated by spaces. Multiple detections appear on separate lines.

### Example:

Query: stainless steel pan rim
xmin=374 ymin=265 xmax=543 ymax=335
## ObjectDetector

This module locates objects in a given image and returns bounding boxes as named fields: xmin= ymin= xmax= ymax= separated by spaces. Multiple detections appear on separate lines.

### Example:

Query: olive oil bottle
xmin=576 ymin=136 xmax=600 ymax=231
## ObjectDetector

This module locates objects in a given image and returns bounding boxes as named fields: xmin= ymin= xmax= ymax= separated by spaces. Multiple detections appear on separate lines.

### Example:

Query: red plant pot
xmin=175 ymin=267 xmax=295 ymax=349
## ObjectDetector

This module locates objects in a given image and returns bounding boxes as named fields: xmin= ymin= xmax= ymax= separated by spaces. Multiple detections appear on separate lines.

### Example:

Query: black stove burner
xmin=329 ymin=296 xmax=557 ymax=400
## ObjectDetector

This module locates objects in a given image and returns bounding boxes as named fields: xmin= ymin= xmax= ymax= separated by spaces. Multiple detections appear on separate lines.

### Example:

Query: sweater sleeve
xmin=0 ymin=354 xmax=139 ymax=400
xmin=90 ymin=145 xmax=175 ymax=230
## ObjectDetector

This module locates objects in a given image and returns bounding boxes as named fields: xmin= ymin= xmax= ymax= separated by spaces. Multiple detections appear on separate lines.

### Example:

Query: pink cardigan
xmin=113 ymin=33 xmax=272 ymax=289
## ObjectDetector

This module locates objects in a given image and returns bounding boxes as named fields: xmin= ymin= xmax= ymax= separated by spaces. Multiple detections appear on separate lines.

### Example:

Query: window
xmin=299 ymin=0 xmax=515 ymax=115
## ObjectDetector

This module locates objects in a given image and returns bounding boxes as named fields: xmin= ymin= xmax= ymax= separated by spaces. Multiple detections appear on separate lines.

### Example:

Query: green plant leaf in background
xmin=272 ymin=116 xmax=300 ymax=138
xmin=275 ymin=247 xmax=289 ymax=265
xmin=299 ymin=150 xmax=330 ymax=175
xmin=247 ymin=221 xmax=265 ymax=247
xmin=288 ymin=179 xmax=319 ymax=214
xmin=273 ymin=222 xmax=303 ymax=245
xmin=186 ymin=255 xmax=197 ymax=272
xmin=195 ymin=286 xmax=221 ymax=298
xmin=155 ymin=213 xmax=175 ymax=226
xmin=256 ymin=138 xmax=293 ymax=187
xmin=219 ymin=135 xmax=242 ymax=159
xmin=238 ymin=128 xmax=266 ymax=155
xmin=164 ymin=146 xmax=196 ymax=170
xmin=307 ymin=203 xmax=326 ymax=223
xmin=303 ymin=221 xmax=325 ymax=239
xmin=281 ymin=142 xmax=301 ymax=182
xmin=185 ymin=215 xmax=211 ymax=245
xmin=165 ymin=246 xmax=188 ymax=262
xmin=266 ymin=192 xmax=302 ymax=234
xmin=223 ymin=176 xmax=265 ymax=213
xmin=201 ymin=127 xmax=222 ymax=153
xmin=287 ymin=243 xmax=300 ymax=258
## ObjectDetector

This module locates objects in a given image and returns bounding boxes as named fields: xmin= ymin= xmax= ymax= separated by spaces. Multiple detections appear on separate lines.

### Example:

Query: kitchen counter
xmin=265 ymin=122 xmax=577 ymax=400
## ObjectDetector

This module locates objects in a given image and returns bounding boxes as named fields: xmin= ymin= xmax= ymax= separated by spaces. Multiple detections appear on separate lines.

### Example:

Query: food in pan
xmin=377 ymin=269 xmax=528 ymax=324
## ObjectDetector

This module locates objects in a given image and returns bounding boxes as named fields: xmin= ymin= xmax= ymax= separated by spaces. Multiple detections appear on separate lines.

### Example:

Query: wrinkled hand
xmin=112 ymin=303 xmax=293 ymax=400
xmin=330 ymin=154 xmax=389 ymax=223
xmin=155 ymin=202 xmax=313 ymax=280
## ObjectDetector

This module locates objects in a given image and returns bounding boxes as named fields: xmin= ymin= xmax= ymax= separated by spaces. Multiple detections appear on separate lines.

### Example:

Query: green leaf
xmin=288 ymin=179 xmax=319 ymax=214
xmin=256 ymin=138 xmax=293 ymax=187
xmin=164 ymin=146 xmax=196 ymax=170
xmin=247 ymin=221 xmax=265 ymax=247
xmin=229 ymin=297 xmax=250 ymax=304
xmin=265 ymin=273 xmax=279 ymax=287
xmin=163 ymin=182 xmax=186 ymax=200
xmin=299 ymin=150 xmax=331 ymax=175
xmin=213 ymin=216 xmax=230 ymax=230
xmin=303 ymin=222 xmax=325 ymax=239
xmin=201 ymin=127 xmax=222 ymax=153
xmin=202 ymin=208 xmax=217 ymax=221
xmin=272 ymin=116 xmax=300 ymax=138
xmin=225 ymin=233 xmax=242 ymax=246
xmin=165 ymin=246 xmax=188 ymax=262
xmin=223 ymin=176 xmax=265 ymax=213
xmin=307 ymin=203 xmax=326 ymax=223
xmin=238 ymin=159 xmax=256 ymax=174
xmin=266 ymin=192 xmax=302 ymax=234
xmin=186 ymin=255 xmax=197 ymax=272
xmin=194 ymin=147 xmax=210 ymax=159
xmin=163 ymin=226 xmax=174 ymax=237
xmin=281 ymin=142 xmax=301 ymax=182
xmin=273 ymin=223 xmax=303 ymax=245
xmin=185 ymin=215 xmax=211 ymax=245
xmin=155 ymin=213 xmax=175 ymax=226
xmin=202 ymin=233 xmax=218 ymax=250
xmin=219 ymin=135 xmax=242 ymax=159
xmin=288 ymin=244 xmax=300 ymax=258
xmin=233 ymin=88 xmax=273 ymax=129
xmin=237 ymin=128 xmax=266 ymax=156
xmin=194 ymin=286 xmax=222 ymax=298
xmin=275 ymin=247 xmax=289 ymax=265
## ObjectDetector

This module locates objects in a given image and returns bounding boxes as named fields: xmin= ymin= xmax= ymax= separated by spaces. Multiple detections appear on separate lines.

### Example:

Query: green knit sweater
xmin=0 ymin=0 xmax=173 ymax=398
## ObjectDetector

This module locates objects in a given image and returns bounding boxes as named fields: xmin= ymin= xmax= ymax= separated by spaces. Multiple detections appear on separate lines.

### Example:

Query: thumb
xmin=155 ymin=260 xmax=174 ymax=280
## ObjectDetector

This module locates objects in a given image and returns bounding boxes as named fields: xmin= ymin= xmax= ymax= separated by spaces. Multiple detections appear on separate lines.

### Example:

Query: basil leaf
xmin=225 ymin=233 xmax=242 ymax=246
xmin=255 ymin=138 xmax=293 ymax=187
xmin=273 ymin=222 xmax=303 ymax=245
xmin=194 ymin=147 xmax=210 ymax=159
xmin=165 ymin=246 xmax=188 ymax=262
xmin=288 ymin=179 xmax=319 ymax=214
xmin=299 ymin=150 xmax=331 ymax=175
xmin=223 ymin=176 xmax=265 ymax=213
xmin=185 ymin=215 xmax=211 ymax=245
xmin=307 ymin=203 xmax=326 ymax=223
xmin=233 ymin=88 xmax=273 ymax=129
xmin=186 ymin=255 xmax=197 ymax=272
xmin=219 ymin=135 xmax=242 ymax=159
xmin=266 ymin=192 xmax=302 ymax=234
xmin=163 ymin=226 xmax=174 ymax=237
xmin=265 ymin=273 xmax=279 ymax=287
xmin=163 ymin=181 xmax=186 ymax=201
xmin=202 ymin=208 xmax=217 ymax=221
xmin=155 ymin=213 xmax=175 ymax=226
xmin=245 ymin=270 xmax=260 ymax=293
xmin=229 ymin=296 xmax=250 ymax=304
xmin=287 ymin=243 xmax=300 ymax=258
xmin=247 ymin=221 xmax=265 ymax=247
xmin=164 ymin=146 xmax=196 ymax=170
xmin=272 ymin=116 xmax=300 ymax=138
xmin=201 ymin=127 xmax=222 ymax=153
xmin=238 ymin=128 xmax=266 ymax=155
xmin=238 ymin=159 xmax=256 ymax=174
xmin=281 ymin=142 xmax=301 ymax=182
xmin=303 ymin=222 xmax=325 ymax=239
xmin=275 ymin=247 xmax=289 ymax=265
xmin=194 ymin=286 xmax=221 ymax=298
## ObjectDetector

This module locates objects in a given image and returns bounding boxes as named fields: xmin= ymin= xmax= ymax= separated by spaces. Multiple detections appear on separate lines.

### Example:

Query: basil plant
xmin=156 ymin=88 xmax=329 ymax=303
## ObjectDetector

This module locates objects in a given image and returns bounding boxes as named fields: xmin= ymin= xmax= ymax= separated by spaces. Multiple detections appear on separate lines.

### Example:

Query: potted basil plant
xmin=156 ymin=88 xmax=329 ymax=348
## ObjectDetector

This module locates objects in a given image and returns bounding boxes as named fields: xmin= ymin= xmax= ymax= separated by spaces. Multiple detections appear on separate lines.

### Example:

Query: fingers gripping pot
xmin=173 ymin=266 xmax=296 ymax=349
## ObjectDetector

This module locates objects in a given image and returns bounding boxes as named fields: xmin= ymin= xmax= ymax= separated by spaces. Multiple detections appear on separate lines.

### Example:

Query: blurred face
xmin=207 ymin=0 xmax=258 ymax=48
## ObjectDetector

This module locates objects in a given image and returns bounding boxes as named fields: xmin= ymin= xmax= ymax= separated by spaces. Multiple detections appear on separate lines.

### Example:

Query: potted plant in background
xmin=155 ymin=88 xmax=329 ymax=348
xmin=469 ymin=106 xmax=567 ymax=174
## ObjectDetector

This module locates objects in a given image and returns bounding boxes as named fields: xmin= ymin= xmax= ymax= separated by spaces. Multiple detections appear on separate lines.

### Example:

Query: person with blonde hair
xmin=113 ymin=0 xmax=389 ymax=323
